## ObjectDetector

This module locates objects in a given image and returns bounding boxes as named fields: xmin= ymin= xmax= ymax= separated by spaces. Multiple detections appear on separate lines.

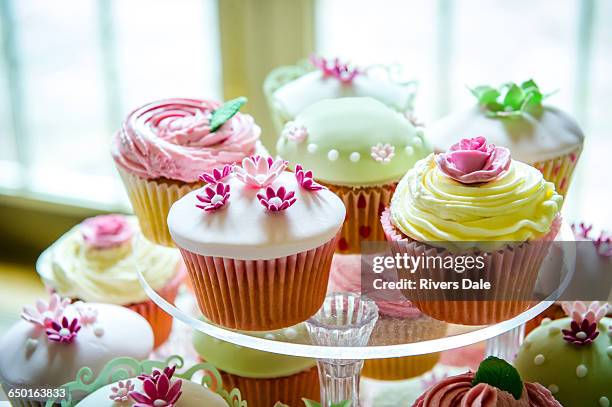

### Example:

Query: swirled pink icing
xmin=80 ymin=215 xmax=133 ymax=249
xmin=112 ymin=98 xmax=260 ymax=183
xmin=412 ymin=372 xmax=561 ymax=407
xmin=435 ymin=137 xmax=510 ymax=184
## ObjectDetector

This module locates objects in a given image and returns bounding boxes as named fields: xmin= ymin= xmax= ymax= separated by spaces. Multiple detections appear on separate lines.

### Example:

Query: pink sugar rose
xmin=80 ymin=215 xmax=133 ymax=249
xmin=435 ymin=136 xmax=511 ymax=184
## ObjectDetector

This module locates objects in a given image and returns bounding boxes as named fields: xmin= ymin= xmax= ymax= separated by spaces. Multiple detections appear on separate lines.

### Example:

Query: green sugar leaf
xmin=470 ymin=85 xmax=500 ymax=106
xmin=503 ymin=84 xmax=524 ymax=110
xmin=472 ymin=356 xmax=523 ymax=400
xmin=210 ymin=96 xmax=247 ymax=132
xmin=471 ymin=79 xmax=548 ymax=117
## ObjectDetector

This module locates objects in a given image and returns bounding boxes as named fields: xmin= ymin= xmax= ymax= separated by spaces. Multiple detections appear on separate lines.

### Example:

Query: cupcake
xmin=0 ymin=296 xmax=153 ymax=406
xmin=277 ymin=97 xmax=431 ymax=254
xmin=382 ymin=136 xmax=563 ymax=325
xmin=515 ymin=302 xmax=612 ymax=407
xmin=76 ymin=366 xmax=227 ymax=407
xmin=429 ymin=80 xmax=584 ymax=196
xmin=112 ymin=97 xmax=262 ymax=246
xmin=264 ymin=55 xmax=418 ymax=134
xmin=36 ymin=214 xmax=183 ymax=347
xmin=167 ymin=157 xmax=345 ymax=330
xmin=329 ymin=254 xmax=447 ymax=380
xmin=193 ymin=325 xmax=318 ymax=406
xmin=413 ymin=356 xmax=561 ymax=406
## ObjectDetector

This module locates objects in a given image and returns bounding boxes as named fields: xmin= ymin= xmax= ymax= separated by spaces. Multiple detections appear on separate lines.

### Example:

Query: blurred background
xmin=0 ymin=0 xmax=610 ymax=324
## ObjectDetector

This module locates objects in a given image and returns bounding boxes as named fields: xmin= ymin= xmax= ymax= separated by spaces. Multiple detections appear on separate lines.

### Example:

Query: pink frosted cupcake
xmin=413 ymin=356 xmax=561 ymax=406
xmin=168 ymin=156 xmax=345 ymax=330
xmin=36 ymin=214 xmax=183 ymax=347
xmin=382 ymin=137 xmax=563 ymax=325
xmin=112 ymin=97 xmax=262 ymax=246
xmin=329 ymin=254 xmax=447 ymax=380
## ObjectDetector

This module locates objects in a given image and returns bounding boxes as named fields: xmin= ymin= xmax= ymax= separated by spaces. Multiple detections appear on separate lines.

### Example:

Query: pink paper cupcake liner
xmin=326 ymin=183 xmax=396 ymax=254
xmin=381 ymin=209 xmax=561 ymax=325
xmin=532 ymin=146 xmax=582 ymax=196
xmin=180 ymin=235 xmax=338 ymax=331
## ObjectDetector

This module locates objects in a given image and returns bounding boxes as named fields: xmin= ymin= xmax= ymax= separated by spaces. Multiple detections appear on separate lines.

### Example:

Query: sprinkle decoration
xmin=196 ymin=182 xmax=230 ymax=212
xmin=310 ymin=55 xmax=360 ymax=84
xmin=21 ymin=294 xmax=71 ymax=328
xmin=109 ymin=380 xmax=134 ymax=402
xmin=198 ymin=164 xmax=233 ymax=184
xmin=257 ymin=186 xmax=296 ymax=212
xmin=234 ymin=155 xmax=287 ymax=188
xmin=46 ymin=316 xmax=81 ymax=344
xmin=295 ymin=164 xmax=325 ymax=191
xmin=130 ymin=366 xmax=182 ymax=407
xmin=371 ymin=143 xmax=395 ymax=163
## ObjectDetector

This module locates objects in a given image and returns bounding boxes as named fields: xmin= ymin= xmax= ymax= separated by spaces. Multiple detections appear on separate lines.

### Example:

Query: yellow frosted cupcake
xmin=37 ymin=214 xmax=183 ymax=347
xmin=381 ymin=137 xmax=563 ymax=325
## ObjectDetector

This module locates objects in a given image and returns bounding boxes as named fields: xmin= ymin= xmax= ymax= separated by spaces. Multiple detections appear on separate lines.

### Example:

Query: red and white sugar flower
xmin=198 ymin=164 xmax=233 ymax=184
xmin=21 ymin=294 xmax=71 ymax=328
xmin=46 ymin=316 xmax=81 ymax=344
xmin=435 ymin=136 xmax=511 ymax=184
xmin=257 ymin=186 xmax=296 ymax=212
xmin=130 ymin=366 xmax=182 ymax=407
xmin=295 ymin=164 xmax=325 ymax=191
xmin=196 ymin=182 xmax=230 ymax=212
xmin=560 ymin=301 xmax=609 ymax=346
xmin=234 ymin=155 xmax=287 ymax=188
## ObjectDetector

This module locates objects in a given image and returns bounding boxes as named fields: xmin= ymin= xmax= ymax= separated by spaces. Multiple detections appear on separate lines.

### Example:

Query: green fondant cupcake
xmin=277 ymin=97 xmax=431 ymax=253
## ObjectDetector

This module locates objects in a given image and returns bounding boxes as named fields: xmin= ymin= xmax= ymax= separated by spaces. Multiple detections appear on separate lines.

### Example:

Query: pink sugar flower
xmin=257 ymin=186 xmax=296 ymax=212
xmin=46 ymin=316 xmax=81 ymax=344
xmin=282 ymin=122 xmax=308 ymax=143
xmin=370 ymin=143 xmax=395 ymax=163
xmin=198 ymin=164 xmax=233 ymax=184
xmin=109 ymin=380 xmax=134 ymax=402
xmin=75 ymin=302 xmax=98 ymax=326
xmin=435 ymin=136 xmax=511 ymax=184
xmin=131 ymin=367 xmax=182 ymax=407
xmin=295 ymin=165 xmax=325 ymax=191
xmin=196 ymin=182 xmax=230 ymax=212
xmin=310 ymin=55 xmax=360 ymax=84
xmin=80 ymin=214 xmax=133 ymax=249
xmin=234 ymin=155 xmax=287 ymax=188
xmin=560 ymin=301 xmax=609 ymax=347
xmin=21 ymin=294 xmax=71 ymax=328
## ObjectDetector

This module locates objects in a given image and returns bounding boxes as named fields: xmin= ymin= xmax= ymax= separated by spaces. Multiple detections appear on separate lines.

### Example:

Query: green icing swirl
xmin=276 ymin=97 xmax=431 ymax=186
xmin=192 ymin=326 xmax=316 ymax=379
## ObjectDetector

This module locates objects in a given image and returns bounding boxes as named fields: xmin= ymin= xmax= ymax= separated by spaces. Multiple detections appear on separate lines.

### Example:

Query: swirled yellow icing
xmin=390 ymin=154 xmax=562 ymax=251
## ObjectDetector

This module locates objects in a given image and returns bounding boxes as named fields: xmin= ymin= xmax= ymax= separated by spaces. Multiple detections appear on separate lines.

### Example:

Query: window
xmin=0 ymin=0 xmax=221 ymax=208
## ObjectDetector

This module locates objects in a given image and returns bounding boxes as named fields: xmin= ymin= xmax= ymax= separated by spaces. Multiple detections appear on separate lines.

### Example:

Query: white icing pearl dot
xmin=534 ymin=354 xmax=545 ymax=366
xmin=576 ymin=364 xmax=588 ymax=378
xmin=405 ymin=146 xmax=414 ymax=156
xmin=540 ymin=317 xmax=551 ymax=326
xmin=606 ymin=345 xmax=612 ymax=358
xmin=59 ymin=328 xmax=71 ymax=337
xmin=349 ymin=152 xmax=360 ymax=162
xmin=576 ymin=331 xmax=587 ymax=340
xmin=548 ymin=326 xmax=560 ymax=335
xmin=93 ymin=326 xmax=104 ymax=337
xmin=307 ymin=143 xmax=318 ymax=153
xmin=211 ymin=194 xmax=224 ymax=204
xmin=412 ymin=137 xmax=423 ymax=148
xmin=327 ymin=149 xmax=339 ymax=161
xmin=154 ymin=399 xmax=167 ymax=407
xmin=25 ymin=338 xmax=38 ymax=352
xmin=284 ymin=327 xmax=298 ymax=339
xmin=547 ymin=384 xmax=559 ymax=394
xmin=600 ymin=396 xmax=610 ymax=407
xmin=268 ymin=197 xmax=282 ymax=207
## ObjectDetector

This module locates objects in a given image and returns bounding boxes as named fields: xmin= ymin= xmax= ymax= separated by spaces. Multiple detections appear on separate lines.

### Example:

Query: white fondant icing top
xmin=0 ymin=303 xmax=153 ymax=388
xmin=429 ymin=105 xmax=584 ymax=163
xmin=168 ymin=172 xmax=345 ymax=260
xmin=76 ymin=378 xmax=227 ymax=407
xmin=273 ymin=69 xmax=415 ymax=119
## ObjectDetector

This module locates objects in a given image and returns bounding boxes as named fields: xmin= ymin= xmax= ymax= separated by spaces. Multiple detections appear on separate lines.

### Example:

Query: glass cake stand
xmin=136 ymin=222 xmax=576 ymax=406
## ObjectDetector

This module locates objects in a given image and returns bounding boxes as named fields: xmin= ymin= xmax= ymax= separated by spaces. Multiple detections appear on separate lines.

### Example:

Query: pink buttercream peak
xmin=196 ymin=182 xmax=230 ymax=212
xmin=295 ymin=164 xmax=325 ymax=191
xmin=21 ymin=294 xmax=71 ymax=328
xmin=310 ymin=55 xmax=360 ymax=84
xmin=234 ymin=155 xmax=287 ymax=188
xmin=435 ymin=136 xmax=511 ymax=184
xmin=257 ymin=186 xmax=296 ymax=212
xmin=80 ymin=215 xmax=133 ymax=250
xmin=198 ymin=164 xmax=233 ymax=184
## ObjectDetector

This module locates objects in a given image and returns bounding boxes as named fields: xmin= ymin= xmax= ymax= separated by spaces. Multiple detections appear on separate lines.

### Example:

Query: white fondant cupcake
xmin=168 ymin=157 xmax=345 ymax=330
xmin=0 ymin=296 xmax=153 ymax=406
xmin=429 ymin=80 xmax=584 ymax=196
